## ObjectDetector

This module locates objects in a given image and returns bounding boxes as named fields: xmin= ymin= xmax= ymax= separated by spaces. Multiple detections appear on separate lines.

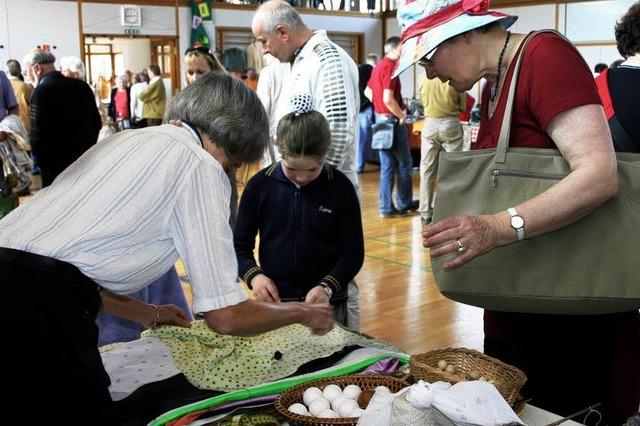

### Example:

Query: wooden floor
xmin=353 ymin=165 xmax=484 ymax=355
xmin=22 ymin=164 xmax=484 ymax=356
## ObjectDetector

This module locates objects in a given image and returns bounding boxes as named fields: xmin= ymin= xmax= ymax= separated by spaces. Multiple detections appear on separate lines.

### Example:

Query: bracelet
xmin=149 ymin=304 xmax=160 ymax=328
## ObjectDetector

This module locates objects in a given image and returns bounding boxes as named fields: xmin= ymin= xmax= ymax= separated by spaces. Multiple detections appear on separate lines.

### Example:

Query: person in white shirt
xmin=252 ymin=0 xmax=360 ymax=190
xmin=129 ymin=71 xmax=149 ymax=128
xmin=0 ymin=72 xmax=334 ymax=423
xmin=255 ymin=55 xmax=289 ymax=166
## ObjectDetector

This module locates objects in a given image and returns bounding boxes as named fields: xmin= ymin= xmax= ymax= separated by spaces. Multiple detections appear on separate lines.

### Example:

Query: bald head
xmin=254 ymin=0 xmax=308 ymax=34
xmin=252 ymin=0 xmax=312 ymax=63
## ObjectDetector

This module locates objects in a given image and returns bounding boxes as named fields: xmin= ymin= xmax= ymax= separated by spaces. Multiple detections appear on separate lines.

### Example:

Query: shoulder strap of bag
xmin=595 ymin=68 xmax=614 ymax=119
xmin=495 ymin=29 xmax=567 ymax=164
xmin=597 ymin=69 xmax=637 ymax=152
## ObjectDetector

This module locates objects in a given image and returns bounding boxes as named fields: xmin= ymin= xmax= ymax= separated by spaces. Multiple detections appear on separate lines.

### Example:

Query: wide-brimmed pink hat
xmin=393 ymin=0 xmax=517 ymax=78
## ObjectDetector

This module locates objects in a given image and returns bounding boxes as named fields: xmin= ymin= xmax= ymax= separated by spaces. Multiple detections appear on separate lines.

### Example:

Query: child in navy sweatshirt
xmin=234 ymin=95 xmax=364 ymax=328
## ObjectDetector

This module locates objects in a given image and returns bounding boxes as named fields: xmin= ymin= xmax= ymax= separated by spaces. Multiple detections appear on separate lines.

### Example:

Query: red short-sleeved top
xmin=475 ymin=32 xmax=601 ymax=150
xmin=367 ymin=56 xmax=406 ymax=115
xmin=114 ymin=90 xmax=130 ymax=119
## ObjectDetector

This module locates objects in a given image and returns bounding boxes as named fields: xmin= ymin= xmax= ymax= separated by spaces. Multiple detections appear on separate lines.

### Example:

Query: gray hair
xmin=165 ymin=72 xmax=268 ymax=165
xmin=23 ymin=48 xmax=56 ymax=67
xmin=117 ymin=74 xmax=129 ymax=84
xmin=60 ymin=56 xmax=86 ymax=79
xmin=257 ymin=0 xmax=308 ymax=34
xmin=384 ymin=36 xmax=401 ymax=55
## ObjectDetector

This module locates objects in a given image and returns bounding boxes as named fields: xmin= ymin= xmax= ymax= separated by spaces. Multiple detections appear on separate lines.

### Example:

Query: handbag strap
xmin=495 ymin=29 xmax=568 ymax=164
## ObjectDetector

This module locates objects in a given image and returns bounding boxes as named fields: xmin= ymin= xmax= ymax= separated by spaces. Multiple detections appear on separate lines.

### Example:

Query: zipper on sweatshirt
xmin=490 ymin=169 xmax=566 ymax=188
xmin=293 ymin=189 xmax=300 ymax=274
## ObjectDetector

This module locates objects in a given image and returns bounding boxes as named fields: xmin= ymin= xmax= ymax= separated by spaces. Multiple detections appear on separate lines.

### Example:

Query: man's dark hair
xmin=384 ymin=36 xmax=401 ymax=54
xmin=148 ymin=64 xmax=161 ymax=76
xmin=594 ymin=63 xmax=608 ymax=73
xmin=614 ymin=1 xmax=640 ymax=58
xmin=6 ymin=59 xmax=22 ymax=78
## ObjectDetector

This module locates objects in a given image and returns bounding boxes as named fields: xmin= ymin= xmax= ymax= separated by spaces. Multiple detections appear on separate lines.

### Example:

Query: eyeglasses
xmin=417 ymin=49 xmax=437 ymax=68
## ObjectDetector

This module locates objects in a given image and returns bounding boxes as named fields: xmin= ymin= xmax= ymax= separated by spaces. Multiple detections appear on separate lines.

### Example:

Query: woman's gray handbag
xmin=431 ymin=31 xmax=640 ymax=315
xmin=372 ymin=122 xmax=395 ymax=150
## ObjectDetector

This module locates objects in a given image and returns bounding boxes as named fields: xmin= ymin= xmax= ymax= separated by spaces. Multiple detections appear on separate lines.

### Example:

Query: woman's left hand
xmin=305 ymin=286 xmax=330 ymax=305
xmin=422 ymin=214 xmax=504 ymax=270
xmin=145 ymin=304 xmax=192 ymax=329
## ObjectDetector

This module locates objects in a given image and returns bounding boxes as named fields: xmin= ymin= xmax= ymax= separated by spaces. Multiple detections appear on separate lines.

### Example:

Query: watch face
xmin=512 ymin=216 xmax=525 ymax=229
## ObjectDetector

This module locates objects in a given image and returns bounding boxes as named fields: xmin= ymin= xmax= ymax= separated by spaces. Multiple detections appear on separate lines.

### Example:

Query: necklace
xmin=489 ymin=31 xmax=511 ymax=103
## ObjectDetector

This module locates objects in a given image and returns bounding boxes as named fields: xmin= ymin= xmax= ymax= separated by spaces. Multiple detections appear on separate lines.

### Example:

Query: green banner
xmin=189 ymin=0 xmax=212 ymax=48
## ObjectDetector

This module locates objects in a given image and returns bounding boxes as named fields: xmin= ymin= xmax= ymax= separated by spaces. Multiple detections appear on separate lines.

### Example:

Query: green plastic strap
xmin=148 ymin=353 xmax=410 ymax=426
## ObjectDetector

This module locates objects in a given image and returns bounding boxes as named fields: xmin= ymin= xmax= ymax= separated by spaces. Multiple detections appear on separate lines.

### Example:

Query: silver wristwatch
xmin=507 ymin=207 xmax=525 ymax=241
xmin=319 ymin=283 xmax=333 ymax=299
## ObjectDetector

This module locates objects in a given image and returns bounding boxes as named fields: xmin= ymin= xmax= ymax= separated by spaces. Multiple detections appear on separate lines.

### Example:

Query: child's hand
xmin=251 ymin=274 xmax=281 ymax=302
xmin=305 ymin=285 xmax=330 ymax=305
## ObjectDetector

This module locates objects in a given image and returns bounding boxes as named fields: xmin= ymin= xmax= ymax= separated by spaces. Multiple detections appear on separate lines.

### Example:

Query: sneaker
xmin=380 ymin=209 xmax=408 ymax=218
xmin=402 ymin=200 xmax=419 ymax=212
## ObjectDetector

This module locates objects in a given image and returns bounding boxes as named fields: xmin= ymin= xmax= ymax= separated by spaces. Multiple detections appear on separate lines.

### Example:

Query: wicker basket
xmin=275 ymin=374 xmax=410 ymax=426
xmin=409 ymin=347 xmax=526 ymax=406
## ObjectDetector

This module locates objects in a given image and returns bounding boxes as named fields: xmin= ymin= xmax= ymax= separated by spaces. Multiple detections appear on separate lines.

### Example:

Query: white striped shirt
xmin=0 ymin=124 xmax=247 ymax=314
xmin=279 ymin=31 xmax=361 ymax=189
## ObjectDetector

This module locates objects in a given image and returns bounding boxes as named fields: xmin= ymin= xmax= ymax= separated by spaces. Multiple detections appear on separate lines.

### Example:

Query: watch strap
xmin=507 ymin=207 xmax=525 ymax=241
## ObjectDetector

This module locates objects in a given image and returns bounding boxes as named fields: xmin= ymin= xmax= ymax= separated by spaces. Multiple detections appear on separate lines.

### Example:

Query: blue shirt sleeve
xmin=1 ymin=72 xmax=19 ymax=114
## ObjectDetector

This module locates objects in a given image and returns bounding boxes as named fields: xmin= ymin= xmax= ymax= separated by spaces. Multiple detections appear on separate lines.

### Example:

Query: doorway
xmin=83 ymin=34 xmax=180 ymax=101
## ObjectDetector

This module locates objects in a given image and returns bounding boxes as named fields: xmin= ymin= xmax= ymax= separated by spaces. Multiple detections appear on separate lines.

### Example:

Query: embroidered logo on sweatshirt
xmin=319 ymin=206 xmax=333 ymax=214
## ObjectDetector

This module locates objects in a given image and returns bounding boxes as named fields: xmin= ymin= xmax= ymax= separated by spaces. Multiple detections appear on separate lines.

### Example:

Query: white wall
xmin=208 ymin=8 xmax=382 ymax=64
xmin=82 ymin=3 xmax=177 ymax=36
xmin=0 ymin=0 xmax=9 ymax=65
xmin=112 ymin=38 xmax=151 ymax=75
xmin=2 ymin=0 xmax=80 ymax=65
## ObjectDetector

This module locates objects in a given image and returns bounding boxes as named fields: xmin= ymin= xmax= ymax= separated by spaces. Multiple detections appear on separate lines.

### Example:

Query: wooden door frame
xmin=150 ymin=36 xmax=180 ymax=94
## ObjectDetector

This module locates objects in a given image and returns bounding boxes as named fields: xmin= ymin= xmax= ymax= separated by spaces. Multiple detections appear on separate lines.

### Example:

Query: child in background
xmin=234 ymin=94 xmax=364 ymax=327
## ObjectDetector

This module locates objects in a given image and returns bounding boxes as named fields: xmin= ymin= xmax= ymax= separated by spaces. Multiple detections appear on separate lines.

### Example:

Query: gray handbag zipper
xmin=491 ymin=169 xmax=567 ymax=188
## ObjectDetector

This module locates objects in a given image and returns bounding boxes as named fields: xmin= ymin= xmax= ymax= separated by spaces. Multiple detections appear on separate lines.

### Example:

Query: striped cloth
xmin=0 ymin=124 xmax=246 ymax=314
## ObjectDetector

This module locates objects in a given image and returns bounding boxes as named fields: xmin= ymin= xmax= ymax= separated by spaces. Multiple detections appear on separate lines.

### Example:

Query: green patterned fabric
xmin=144 ymin=321 xmax=398 ymax=391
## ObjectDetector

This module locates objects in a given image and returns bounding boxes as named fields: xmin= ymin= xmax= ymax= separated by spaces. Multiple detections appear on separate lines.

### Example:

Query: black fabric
xmin=29 ymin=71 xmax=101 ymax=187
xmin=358 ymin=64 xmax=373 ymax=112
xmin=608 ymin=67 xmax=640 ymax=151
xmin=484 ymin=310 xmax=640 ymax=425
xmin=0 ymin=247 xmax=116 ymax=425
xmin=112 ymin=346 xmax=362 ymax=425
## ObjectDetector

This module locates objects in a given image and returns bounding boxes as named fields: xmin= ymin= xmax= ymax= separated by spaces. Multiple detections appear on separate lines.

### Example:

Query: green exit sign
xmin=124 ymin=28 xmax=140 ymax=35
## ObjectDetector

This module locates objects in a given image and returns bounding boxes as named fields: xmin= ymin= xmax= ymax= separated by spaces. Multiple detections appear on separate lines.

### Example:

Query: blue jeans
xmin=357 ymin=106 xmax=373 ymax=172
xmin=375 ymin=114 xmax=413 ymax=215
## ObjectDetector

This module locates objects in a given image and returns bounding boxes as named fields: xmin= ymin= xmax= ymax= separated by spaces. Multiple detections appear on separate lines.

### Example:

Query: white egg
xmin=337 ymin=399 xmax=359 ymax=418
xmin=322 ymin=384 xmax=343 ymax=402
xmin=349 ymin=408 xmax=365 ymax=418
xmin=303 ymin=387 xmax=323 ymax=407
xmin=308 ymin=398 xmax=330 ymax=416
xmin=342 ymin=384 xmax=362 ymax=400
xmin=319 ymin=409 xmax=339 ymax=418
xmin=288 ymin=403 xmax=309 ymax=416
xmin=331 ymin=395 xmax=348 ymax=411
xmin=374 ymin=385 xmax=391 ymax=394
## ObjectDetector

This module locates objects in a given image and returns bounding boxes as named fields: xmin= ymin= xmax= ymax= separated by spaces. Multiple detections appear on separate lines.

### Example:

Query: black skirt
xmin=0 ymin=247 xmax=116 ymax=424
